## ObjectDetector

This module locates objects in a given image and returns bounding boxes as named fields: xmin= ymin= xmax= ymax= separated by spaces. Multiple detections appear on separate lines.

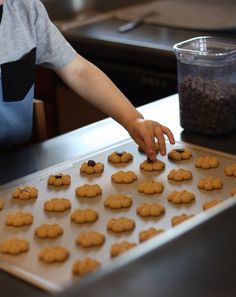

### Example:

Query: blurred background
xmin=41 ymin=0 xmax=152 ymax=19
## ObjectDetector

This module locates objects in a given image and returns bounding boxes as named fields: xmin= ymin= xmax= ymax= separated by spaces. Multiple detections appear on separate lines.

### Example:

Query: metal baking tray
xmin=0 ymin=139 xmax=236 ymax=293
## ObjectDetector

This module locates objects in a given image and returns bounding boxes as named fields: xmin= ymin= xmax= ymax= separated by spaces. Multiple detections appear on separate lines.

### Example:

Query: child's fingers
xmin=161 ymin=126 xmax=175 ymax=144
xmin=153 ymin=125 xmax=166 ymax=156
xmin=135 ymin=127 xmax=157 ymax=161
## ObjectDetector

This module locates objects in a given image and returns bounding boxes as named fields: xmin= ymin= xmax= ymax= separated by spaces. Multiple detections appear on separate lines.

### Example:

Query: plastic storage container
xmin=174 ymin=36 xmax=236 ymax=135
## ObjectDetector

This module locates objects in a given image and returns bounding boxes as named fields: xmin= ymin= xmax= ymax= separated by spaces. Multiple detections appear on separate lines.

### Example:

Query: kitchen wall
xmin=41 ymin=0 xmax=152 ymax=20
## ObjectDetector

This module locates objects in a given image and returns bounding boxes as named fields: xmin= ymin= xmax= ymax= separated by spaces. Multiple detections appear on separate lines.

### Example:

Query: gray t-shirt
xmin=0 ymin=0 xmax=77 ymax=149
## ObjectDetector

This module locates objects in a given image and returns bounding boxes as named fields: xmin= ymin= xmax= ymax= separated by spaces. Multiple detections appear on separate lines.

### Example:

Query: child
xmin=0 ymin=0 xmax=175 ymax=159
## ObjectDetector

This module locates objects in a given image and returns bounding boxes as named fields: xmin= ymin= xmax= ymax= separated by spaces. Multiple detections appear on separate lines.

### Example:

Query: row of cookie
xmin=3 ymin=185 xmax=228 ymax=216
xmin=0 ymin=227 xmax=166 ymax=277
xmin=0 ymin=201 xmax=222 ymax=261
xmin=48 ymin=158 xmax=236 ymax=185
xmin=71 ymin=175 xmax=234 ymax=193
xmin=0 ymin=239 xmax=101 ymax=277
xmin=0 ymin=214 xmax=195 ymax=262
xmin=8 ymin=174 xmax=236 ymax=205
xmin=110 ymin=147 xmax=233 ymax=172
xmin=81 ymin=148 xmax=190 ymax=166
xmin=3 ymin=194 xmax=226 ymax=231
xmin=79 ymin=158 xmax=236 ymax=175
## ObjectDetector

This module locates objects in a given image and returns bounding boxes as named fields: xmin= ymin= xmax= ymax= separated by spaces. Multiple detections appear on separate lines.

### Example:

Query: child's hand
xmin=126 ymin=118 xmax=175 ymax=161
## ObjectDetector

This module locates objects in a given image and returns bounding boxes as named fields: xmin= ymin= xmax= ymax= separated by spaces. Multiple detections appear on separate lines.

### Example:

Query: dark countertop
xmin=64 ymin=16 xmax=236 ymax=71
xmin=1 ymin=94 xmax=236 ymax=297
xmin=63 ymin=16 xmax=236 ymax=108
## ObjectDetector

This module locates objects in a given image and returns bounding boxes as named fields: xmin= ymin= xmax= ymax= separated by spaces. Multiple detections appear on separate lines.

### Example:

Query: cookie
xmin=71 ymin=208 xmax=99 ymax=224
xmin=72 ymin=258 xmax=101 ymax=276
xmin=197 ymin=176 xmax=223 ymax=191
xmin=195 ymin=156 xmax=219 ymax=169
xmin=76 ymin=184 xmax=102 ymax=198
xmin=0 ymin=199 xmax=4 ymax=211
xmin=38 ymin=246 xmax=70 ymax=263
xmin=138 ymin=142 xmax=159 ymax=154
xmin=6 ymin=212 xmax=33 ymax=227
xmin=139 ymin=227 xmax=164 ymax=243
xmin=44 ymin=198 xmax=71 ymax=212
xmin=47 ymin=173 xmax=71 ymax=186
xmin=108 ymin=151 xmax=133 ymax=164
xmin=80 ymin=160 xmax=104 ymax=174
xmin=104 ymin=194 xmax=132 ymax=209
xmin=137 ymin=180 xmax=164 ymax=194
xmin=12 ymin=185 xmax=38 ymax=200
xmin=202 ymin=199 xmax=222 ymax=210
xmin=0 ymin=238 xmax=29 ymax=255
xmin=224 ymin=163 xmax=236 ymax=176
xmin=107 ymin=217 xmax=135 ymax=233
xmin=230 ymin=188 xmax=236 ymax=196
xmin=136 ymin=202 xmax=165 ymax=217
xmin=167 ymin=190 xmax=195 ymax=204
xmin=171 ymin=214 xmax=194 ymax=227
xmin=140 ymin=159 xmax=165 ymax=172
xmin=110 ymin=241 xmax=137 ymax=257
xmin=111 ymin=170 xmax=137 ymax=184
xmin=35 ymin=224 xmax=63 ymax=239
xmin=167 ymin=168 xmax=192 ymax=182
xmin=76 ymin=231 xmax=105 ymax=248
xmin=168 ymin=148 xmax=192 ymax=161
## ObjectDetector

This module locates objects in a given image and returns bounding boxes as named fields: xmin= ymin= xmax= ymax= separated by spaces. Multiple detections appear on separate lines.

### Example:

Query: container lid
xmin=174 ymin=36 xmax=236 ymax=57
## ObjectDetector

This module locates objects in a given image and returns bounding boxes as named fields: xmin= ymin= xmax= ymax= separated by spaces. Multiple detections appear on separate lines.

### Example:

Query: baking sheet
xmin=0 ymin=139 xmax=236 ymax=293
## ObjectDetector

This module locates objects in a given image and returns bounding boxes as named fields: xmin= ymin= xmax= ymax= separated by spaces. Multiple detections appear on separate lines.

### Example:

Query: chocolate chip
xmin=88 ymin=160 xmax=96 ymax=167
xmin=179 ymin=75 xmax=236 ymax=135
xmin=55 ymin=174 xmax=63 ymax=178
xmin=116 ymin=151 xmax=125 ymax=156
xmin=175 ymin=149 xmax=185 ymax=153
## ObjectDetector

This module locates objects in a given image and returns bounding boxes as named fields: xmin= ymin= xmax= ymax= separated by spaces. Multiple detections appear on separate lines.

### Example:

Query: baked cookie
xmin=12 ymin=185 xmax=38 ymax=200
xmin=167 ymin=190 xmax=195 ymax=204
xmin=47 ymin=173 xmax=71 ymax=186
xmin=230 ymin=188 xmax=236 ymax=196
xmin=168 ymin=148 xmax=192 ymax=161
xmin=72 ymin=258 xmax=101 ymax=276
xmin=140 ymin=159 xmax=165 ymax=172
xmin=137 ymin=180 xmax=164 ymax=194
xmin=139 ymin=227 xmax=164 ymax=243
xmin=110 ymin=241 xmax=137 ymax=257
xmin=38 ymin=246 xmax=70 ymax=263
xmin=224 ymin=163 xmax=236 ymax=176
xmin=76 ymin=184 xmax=102 ymax=198
xmin=171 ymin=214 xmax=194 ymax=227
xmin=44 ymin=198 xmax=71 ymax=212
xmin=107 ymin=217 xmax=135 ymax=233
xmin=76 ymin=231 xmax=105 ymax=248
xmin=111 ymin=170 xmax=137 ymax=184
xmin=0 ymin=238 xmax=29 ymax=255
xmin=35 ymin=223 xmax=63 ymax=239
xmin=104 ymin=194 xmax=132 ymax=210
xmin=197 ymin=176 xmax=223 ymax=191
xmin=108 ymin=151 xmax=133 ymax=164
xmin=202 ymin=199 xmax=222 ymax=210
xmin=0 ymin=199 xmax=4 ymax=211
xmin=195 ymin=156 xmax=219 ymax=169
xmin=6 ymin=212 xmax=33 ymax=227
xmin=136 ymin=202 xmax=165 ymax=217
xmin=80 ymin=160 xmax=104 ymax=174
xmin=71 ymin=208 xmax=99 ymax=224
xmin=138 ymin=142 xmax=159 ymax=154
xmin=167 ymin=168 xmax=192 ymax=182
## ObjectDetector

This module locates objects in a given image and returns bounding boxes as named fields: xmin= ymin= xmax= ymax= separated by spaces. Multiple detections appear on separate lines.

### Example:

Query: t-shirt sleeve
xmin=33 ymin=0 xmax=77 ymax=69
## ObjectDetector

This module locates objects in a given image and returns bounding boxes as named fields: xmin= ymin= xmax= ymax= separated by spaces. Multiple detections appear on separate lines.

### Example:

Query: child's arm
xmin=55 ymin=53 xmax=175 ymax=160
